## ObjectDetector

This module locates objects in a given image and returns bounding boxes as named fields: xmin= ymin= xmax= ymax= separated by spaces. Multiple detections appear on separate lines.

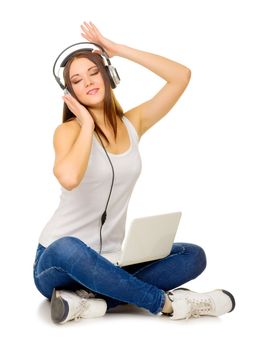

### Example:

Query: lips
xmin=87 ymin=88 xmax=99 ymax=95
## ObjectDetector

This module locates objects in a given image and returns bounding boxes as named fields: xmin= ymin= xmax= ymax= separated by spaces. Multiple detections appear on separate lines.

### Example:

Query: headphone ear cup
xmin=105 ymin=65 xmax=120 ymax=89
xmin=105 ymin=66 xmax=116 ymax=89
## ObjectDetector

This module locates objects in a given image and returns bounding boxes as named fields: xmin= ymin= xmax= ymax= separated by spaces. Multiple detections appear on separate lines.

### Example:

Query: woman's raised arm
xmin=81 ymin=21 xmax=191 ymax=136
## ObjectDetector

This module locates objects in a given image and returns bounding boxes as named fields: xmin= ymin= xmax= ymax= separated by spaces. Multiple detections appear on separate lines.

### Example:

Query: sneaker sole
xmin=222 ymin=289 xmax=236 ymax=312
xmin=51 ymin=288 xmax=69 ymax=324
xmin=174 ymin=287 xmax=236 ymax=313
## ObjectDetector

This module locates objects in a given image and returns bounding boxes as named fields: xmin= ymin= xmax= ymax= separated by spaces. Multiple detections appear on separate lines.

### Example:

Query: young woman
xmin=33 ymin=21 xmax=235 ymax=324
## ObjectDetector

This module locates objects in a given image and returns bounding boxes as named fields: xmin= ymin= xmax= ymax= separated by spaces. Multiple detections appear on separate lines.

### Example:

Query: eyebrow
xmin=70 ymin=65 xmax=98 ymax=80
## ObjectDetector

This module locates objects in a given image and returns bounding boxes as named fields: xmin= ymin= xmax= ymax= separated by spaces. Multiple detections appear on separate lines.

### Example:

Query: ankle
xmin=162 ymin=293 xmax=173 ymax=314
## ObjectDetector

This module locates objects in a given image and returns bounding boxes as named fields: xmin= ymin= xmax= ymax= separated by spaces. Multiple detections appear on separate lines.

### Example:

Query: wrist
xmin=111 ymin=43 xmax=125 ymax=57
xmin=81 ymin=120 xmax=95 ymax=132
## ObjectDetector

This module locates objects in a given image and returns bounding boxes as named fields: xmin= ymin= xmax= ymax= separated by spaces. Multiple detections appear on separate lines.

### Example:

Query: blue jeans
xmin=33 ymin=237 xmax=206 ymax=314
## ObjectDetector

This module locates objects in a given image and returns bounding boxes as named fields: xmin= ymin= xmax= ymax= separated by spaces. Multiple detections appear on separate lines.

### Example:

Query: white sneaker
xmin=165 ymin=288 xmax=235 ymax=320
xmin=51 ymin=288 xmax=107 ymax=324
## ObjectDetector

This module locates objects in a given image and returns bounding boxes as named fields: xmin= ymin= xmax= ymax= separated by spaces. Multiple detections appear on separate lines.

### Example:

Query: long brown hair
xmin=62 ymin=51 xmax=123 ymax=144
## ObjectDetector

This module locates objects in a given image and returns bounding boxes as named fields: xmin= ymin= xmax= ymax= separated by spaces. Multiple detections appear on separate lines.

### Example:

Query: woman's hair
xmin=62 ymin=51 xmax=123 ymax=144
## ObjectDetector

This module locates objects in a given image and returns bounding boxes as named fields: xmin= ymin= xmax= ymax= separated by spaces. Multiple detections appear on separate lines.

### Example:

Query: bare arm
xmin=114 ymin=44 xmax=191 ymax=135
xmin=53 ymin=94 xmax=95 ymax=190
xmin=81 ymin=21 xmax=191 ymax=136
xmin=53 ymin=122 xmax=94 ymax=190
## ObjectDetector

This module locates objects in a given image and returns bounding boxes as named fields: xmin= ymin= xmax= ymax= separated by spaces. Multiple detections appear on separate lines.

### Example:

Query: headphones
xmin=53 ymin=41 xmax=120 ymax=91
xmin=53 ymin=42 xmax=119 ymax=254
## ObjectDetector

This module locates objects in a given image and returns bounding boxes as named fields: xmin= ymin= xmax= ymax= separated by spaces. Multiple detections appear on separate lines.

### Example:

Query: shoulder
xmin=54 ymin=118 xmax=80 ymax=134
xmin=53 ymin=118 xmax=81 ymax=144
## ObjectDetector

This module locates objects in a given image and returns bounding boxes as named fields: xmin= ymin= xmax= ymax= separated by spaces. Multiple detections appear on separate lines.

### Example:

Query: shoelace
xmin=73 ymin=298 xmax=91 ymax=321
xmin=67 ymin=289 xmax=95 ymax=321
xmin=186 ymin=298 xmax=213 ymax=319
xmin=75 ymin=289 xmax=95 ymax=299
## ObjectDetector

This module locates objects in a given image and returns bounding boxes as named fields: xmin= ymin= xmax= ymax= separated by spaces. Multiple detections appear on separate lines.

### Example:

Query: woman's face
xmin=69 ymin=57 xmax=105 ymax=107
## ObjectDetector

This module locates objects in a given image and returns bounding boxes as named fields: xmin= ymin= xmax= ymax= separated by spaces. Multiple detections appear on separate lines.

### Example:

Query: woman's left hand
xmin=80 ymin=21 xmax=118 ymax=58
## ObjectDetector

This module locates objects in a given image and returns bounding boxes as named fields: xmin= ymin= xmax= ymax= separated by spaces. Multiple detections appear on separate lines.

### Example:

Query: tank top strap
xmin=122 ymin=116 xmax=140 ymax=144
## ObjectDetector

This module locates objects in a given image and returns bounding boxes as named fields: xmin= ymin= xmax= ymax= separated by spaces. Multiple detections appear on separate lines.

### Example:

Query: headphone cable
xmin=95 ymin=131 xmax=115 ymax=255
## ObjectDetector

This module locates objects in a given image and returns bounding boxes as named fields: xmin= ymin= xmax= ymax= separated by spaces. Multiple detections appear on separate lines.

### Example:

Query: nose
xmin=84 ymin=75 xmax=94 ymax=87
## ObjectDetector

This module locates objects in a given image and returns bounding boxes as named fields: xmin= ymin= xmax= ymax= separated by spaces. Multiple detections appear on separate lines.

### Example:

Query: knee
xmin=46 ymin=236 xmax=91 ymax=268
xmin=189 ymin=243 xmax=207 ymax=276
xmin=51 ymin=236 xmax=90 ymax=253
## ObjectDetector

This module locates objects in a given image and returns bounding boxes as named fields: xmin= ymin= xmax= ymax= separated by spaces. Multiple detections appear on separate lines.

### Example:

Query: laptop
xmin=101 ymin=212 xmax=182 ymax=267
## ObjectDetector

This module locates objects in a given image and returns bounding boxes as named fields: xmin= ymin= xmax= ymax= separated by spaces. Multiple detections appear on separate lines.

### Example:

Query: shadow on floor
xmin=37 ymin=298 xmax=151 ymax=324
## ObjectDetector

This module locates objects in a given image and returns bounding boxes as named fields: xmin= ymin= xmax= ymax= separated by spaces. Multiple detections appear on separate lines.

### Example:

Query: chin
xmin=84 ymin=99 xmax=104 ymax=110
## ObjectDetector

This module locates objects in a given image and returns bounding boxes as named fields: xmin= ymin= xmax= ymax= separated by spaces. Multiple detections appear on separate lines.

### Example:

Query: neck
xmin=88 ymin=106 xmax=106 ymax=127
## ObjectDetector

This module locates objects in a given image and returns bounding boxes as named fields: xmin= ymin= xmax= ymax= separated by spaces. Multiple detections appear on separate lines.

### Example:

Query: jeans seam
xmin=35 ymin=266 xmax=65 ymax=279
xmin=155 ymin=290 xmax=166 ymax=314
xmin=132 ymin=246 xmax=186 ymax=277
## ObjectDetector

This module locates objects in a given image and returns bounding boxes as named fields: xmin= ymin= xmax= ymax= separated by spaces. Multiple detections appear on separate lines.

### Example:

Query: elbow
xmin=53 ymin=167 xmax=79 ymax=191
xmin=174 ymin=67 xmax=191 ymax=89
xmin=184 ymin=67 xmax=191 ymax=85
xmin=187 ymin=68 xmax=192 ymax=81
xmin=178 ymin=68 xmax=191 ymax=91
xmin=58 ymin=176 xmax=79 ymax=191
xmin=62 ymin=180 xmax=79 ymax=191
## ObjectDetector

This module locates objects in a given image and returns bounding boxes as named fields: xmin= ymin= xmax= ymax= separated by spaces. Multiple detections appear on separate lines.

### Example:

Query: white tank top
xmin=39 ymin=116 xmax=142 ymax=253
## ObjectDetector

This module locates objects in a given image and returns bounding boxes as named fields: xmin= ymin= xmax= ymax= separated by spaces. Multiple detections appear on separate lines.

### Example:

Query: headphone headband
xmin=53 ymin=42 xmax=120 ymax=90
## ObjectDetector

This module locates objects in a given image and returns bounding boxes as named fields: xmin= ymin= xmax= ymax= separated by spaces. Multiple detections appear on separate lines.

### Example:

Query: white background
xmin=0 ymin=0 xmax=260 ymax=348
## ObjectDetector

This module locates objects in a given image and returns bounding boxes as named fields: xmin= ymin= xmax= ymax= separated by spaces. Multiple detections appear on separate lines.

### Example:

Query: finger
xmin=80 ymin=27 xmax=95 ymax=41
xmin=62 ymin=95 xmax=78 ymax=110
xmin=83 ymin=21 xmax=92 ymax=28
xmin=76 ymin=117 xmax=82 ymax=126
xmin=64 ymin=95 xmax=81 ymax=108
xmin=81 ymin=33 xmax=88 ymax=40
xmin=62 ymin=96 xmax=74 ymax=109
xmin=84 ymin=21 xmax=100 ymax=38
xmin=89 ymin=21 xmax=100 ymax=33
xmin=80 ymin=23 xmax=90 ymax=34
xmin=89 ymin=22 xmax=103 ymax=37
xmin=89 ymin=21 xmax=98 ymax=30
xmin=80 ymin=26 xmax=92 ymax=38
xmin=83 ymin=21 xmax=94 ymax=33
xmin=81 ymin=32 xmax=92 ymax=41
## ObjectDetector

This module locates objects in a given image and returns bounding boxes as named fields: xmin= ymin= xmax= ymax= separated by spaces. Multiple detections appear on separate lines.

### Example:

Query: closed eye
xmin=71 ymin=69 xmax=100 ymax=84
xmin=90 ymin=69 xmax=99 ymax=76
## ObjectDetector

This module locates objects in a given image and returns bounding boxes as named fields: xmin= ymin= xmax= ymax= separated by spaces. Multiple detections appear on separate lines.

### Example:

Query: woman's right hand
xmin=62 ymin=93 xmax=95 ymax=129
xmin=80 ymin=21 xmax=119 ymax=58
